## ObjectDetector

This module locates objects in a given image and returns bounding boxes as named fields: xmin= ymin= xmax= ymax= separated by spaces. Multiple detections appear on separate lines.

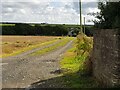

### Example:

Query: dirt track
xmin=2 ymin=39 xmax=73 ymax=88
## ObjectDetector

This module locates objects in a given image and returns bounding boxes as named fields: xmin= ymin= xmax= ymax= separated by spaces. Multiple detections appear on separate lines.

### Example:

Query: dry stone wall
xmin=93 ymin=29 xmax=120 ymax=87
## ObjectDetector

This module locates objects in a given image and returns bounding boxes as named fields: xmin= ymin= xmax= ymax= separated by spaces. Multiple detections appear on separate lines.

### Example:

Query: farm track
xmin=2 ymin=39 xmax=74 ymax=88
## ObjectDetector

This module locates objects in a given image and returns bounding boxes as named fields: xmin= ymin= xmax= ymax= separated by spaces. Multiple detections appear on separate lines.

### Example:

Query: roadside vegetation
xmin=60 ymin=34 xmax=99 ymax=88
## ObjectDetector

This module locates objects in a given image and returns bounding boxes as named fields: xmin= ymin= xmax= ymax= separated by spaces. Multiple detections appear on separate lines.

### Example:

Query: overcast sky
xmin=1 ymin=0 xmax=100 ymax=25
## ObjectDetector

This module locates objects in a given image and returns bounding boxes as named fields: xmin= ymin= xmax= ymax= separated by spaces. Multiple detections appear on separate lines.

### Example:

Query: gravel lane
xmin=2 ymin=40 xmax=73 ymax=88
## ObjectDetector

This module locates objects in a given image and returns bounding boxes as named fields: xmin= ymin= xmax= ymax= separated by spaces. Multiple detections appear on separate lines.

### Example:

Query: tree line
xmin=2 ymin=23 xmax=69 ymax=36
xmin=1 ymin=23 xmax=94 ymax=36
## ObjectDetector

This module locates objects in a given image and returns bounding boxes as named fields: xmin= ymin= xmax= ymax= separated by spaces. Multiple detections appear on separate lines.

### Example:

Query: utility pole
xmin=84 ymin=17 xmax=85 ymax=34
xmin=79 ymin=0 xmax=82 ymax=33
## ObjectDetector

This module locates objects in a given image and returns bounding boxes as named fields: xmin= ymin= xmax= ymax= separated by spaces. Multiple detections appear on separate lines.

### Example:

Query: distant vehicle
xmin=68 ymin=30 xmax=77 ymax=37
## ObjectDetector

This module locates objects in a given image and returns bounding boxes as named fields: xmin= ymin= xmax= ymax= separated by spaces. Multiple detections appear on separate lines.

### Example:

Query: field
xmin=0 ymin=24 xmax=15 ymax=26
xmin=1 ymin=36 xmax=62 ymax=57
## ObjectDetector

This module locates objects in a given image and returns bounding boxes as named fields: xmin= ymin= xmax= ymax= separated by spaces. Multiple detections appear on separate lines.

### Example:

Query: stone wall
xmin=93 ymin=29 xmax=120 ymax=87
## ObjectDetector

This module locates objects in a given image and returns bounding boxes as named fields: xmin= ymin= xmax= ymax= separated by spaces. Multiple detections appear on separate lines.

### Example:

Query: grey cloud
xmin=1 ymin=1 xmax=96 ymax=24
xmin=2 ymin=2 xmax=24 ymax=14
xmin=72 ymin=2 xmax=79 ymax=13
xmin=82 ymin=2 xmax=98 ymax=9
xmin=72 ymin=2 xmax=98 ymax=14
xmin=2 ymin=2 xmax=24 ymax=9
xmin=2 ymin=2 xmax=49 ymax=15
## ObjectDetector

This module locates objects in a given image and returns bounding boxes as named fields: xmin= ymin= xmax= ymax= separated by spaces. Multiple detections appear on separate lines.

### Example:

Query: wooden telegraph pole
xmin=84 ymin=17 xmax=85 ymax=34
xmin=79 ymin=0 xmax=83 ymax=33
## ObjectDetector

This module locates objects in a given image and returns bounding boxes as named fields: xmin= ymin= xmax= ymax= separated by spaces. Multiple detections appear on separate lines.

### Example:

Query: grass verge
xmin=60 ymin=34 xmax=99 ymax=88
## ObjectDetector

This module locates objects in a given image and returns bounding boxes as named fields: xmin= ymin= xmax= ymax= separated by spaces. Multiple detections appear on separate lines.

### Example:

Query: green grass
xmin=0 ymin=24 xmax=15 ymax=26
xmin=60 ymin=35 xmax=98 ymax=88
xmin=31 ymin=37 xmax=74 ymax=56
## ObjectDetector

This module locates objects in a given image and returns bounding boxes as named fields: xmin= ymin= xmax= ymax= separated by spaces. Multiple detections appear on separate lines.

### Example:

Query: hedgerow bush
xmin=76 ymin=34 xmax=93 ymax=76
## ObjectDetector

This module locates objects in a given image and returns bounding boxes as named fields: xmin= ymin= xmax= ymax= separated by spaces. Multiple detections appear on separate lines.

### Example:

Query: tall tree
xmin=94 ymin=1 xmax=120 ymax=29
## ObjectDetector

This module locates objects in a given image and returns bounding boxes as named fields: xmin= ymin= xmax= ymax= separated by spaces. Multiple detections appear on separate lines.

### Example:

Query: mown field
xmin=1 ymin=36 xmax=62 ymax=57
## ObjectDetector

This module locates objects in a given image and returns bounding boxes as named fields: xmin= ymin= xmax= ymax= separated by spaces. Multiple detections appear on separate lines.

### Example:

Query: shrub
xmin=76 ymin=34 xmax=93 ymax=76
